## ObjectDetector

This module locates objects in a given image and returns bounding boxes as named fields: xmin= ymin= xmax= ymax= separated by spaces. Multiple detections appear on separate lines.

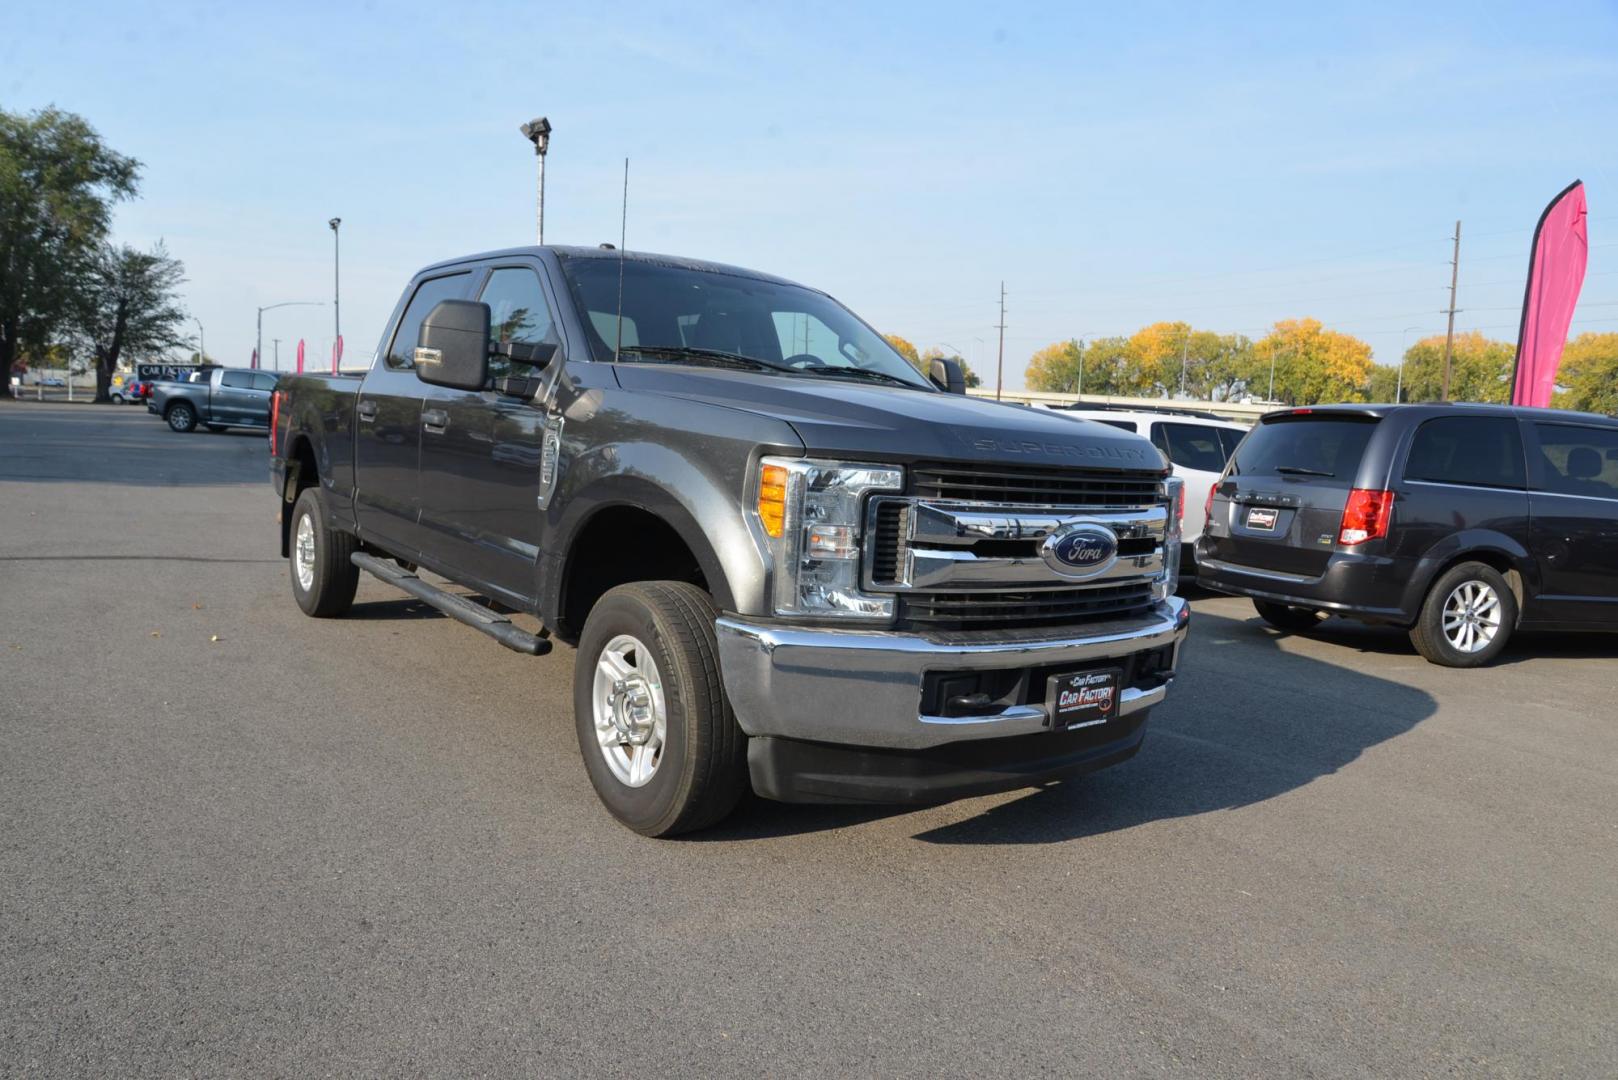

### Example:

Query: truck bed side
xmin=271 ymin=372 xmax=365 ymax=552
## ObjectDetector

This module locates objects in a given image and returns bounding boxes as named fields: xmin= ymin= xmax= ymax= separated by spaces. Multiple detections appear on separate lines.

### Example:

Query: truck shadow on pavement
xmin=703 ymin=610 xmax=1438 ymax=845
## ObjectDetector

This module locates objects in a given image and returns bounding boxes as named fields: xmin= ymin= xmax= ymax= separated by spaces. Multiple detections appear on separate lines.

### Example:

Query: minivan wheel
xmin=573 ymin=581 xmax=747 ymax=838
xmin=1253 ymin=599 xmax=1326 ymax=633
xmin=1410 ymin=561 xmax=1516 ymax=668
xmin=288 ymin=487 xmax=359 ymax=617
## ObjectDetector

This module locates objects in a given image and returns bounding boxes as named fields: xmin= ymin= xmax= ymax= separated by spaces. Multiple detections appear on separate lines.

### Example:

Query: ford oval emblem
xmin=1040 ymin=522 xmax=1120 ymax=579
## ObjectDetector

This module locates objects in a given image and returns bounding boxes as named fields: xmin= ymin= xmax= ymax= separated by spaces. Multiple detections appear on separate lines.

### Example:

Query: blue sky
xmin=7 ymin=0 xmax=1618 ymax=387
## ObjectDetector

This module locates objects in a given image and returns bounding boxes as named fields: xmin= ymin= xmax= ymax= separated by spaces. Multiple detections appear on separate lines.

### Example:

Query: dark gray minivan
xmin=1197 ymin=403 xmax=1618 ymax=666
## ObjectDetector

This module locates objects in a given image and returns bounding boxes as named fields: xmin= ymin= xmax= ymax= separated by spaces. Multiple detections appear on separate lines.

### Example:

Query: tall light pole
xmin=257 ymin=301 xmax=324 ymax=376
xmin=329 ymin=218 xmax=342 ymax=361
xmin=520 ymin=117 xmax=552 ymax=244
xmin=1397 ymin=326 xmax=1424 ymax=403
xmin=195 ymin=318 xmax=205 ymax=366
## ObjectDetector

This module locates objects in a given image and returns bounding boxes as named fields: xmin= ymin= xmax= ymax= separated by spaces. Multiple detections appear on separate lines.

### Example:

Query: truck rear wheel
xmin=289 ymin=487 xmax=359 ymax=617
xmin=166 ymin=401 xmax=197 ymax=432
xmin=573 ymin=581 xmax=747 ymax=837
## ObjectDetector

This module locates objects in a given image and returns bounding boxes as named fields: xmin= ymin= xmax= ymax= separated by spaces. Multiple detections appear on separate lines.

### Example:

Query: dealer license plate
xmin=1047 ymin=669 xmax=1122 ymax=731
xmin=1245 ymin=506 xmax=1279 ymax=531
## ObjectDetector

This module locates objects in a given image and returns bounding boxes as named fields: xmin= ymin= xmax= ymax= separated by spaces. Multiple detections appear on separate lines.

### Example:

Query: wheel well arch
xmin=554 ymin=503 xmax=727 ymax=644
xmin=1421 ymin=547 xmax=1528 ymax=624
xmin=278 ymin=434 xmax=321 ymax=558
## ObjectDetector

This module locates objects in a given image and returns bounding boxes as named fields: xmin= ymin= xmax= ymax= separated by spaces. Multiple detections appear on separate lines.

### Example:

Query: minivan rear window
xmin=1230 ymin=416 xmax=1379 ymax=482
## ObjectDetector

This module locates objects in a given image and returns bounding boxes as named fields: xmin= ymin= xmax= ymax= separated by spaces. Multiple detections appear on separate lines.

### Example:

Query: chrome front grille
xmin=910 ymin=463 xmax=1161 ymax=507
xmin=866 ymin=465 xmax=1168 ymax=630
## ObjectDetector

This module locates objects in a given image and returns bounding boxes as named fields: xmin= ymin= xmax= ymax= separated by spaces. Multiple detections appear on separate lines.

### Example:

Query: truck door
xmin=416 ymin=264 xmax=558 ymax=605
xmin=215 ymin=369 xmax=258 ymax=425
xmin=354 ymin=271 xmax=473 ymax=556
xmin=1525 ymin=420 xmax=1618 ymax=626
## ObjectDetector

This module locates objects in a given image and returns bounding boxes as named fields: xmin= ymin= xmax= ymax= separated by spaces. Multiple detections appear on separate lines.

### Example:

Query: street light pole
xmin=257 ymin=301 xmax=325 ymax=377
xmin=195 ymin=318 xmax=205 ymax=366
xmin=329 ymin=219 xmax=341 ymax=360
xmin=520 ymin=117 xmax=552 ymax=244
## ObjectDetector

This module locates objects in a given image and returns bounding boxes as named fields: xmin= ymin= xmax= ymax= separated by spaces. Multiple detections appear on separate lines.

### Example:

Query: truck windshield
xmin=557 ymin=254 xmax=934 ymax=389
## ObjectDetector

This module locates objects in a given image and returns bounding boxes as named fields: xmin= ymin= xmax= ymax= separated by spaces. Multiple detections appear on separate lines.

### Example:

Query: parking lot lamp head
xmin=520 ymin=117 xmax=552 ymax=245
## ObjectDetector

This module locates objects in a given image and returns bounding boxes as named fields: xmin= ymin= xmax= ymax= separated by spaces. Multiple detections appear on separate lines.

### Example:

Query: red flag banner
xmin=251 ymin=348 xmax=259 ymax=370
xmin=332 ymin=334 xmax=344 ymax=373
xmin=1511 ymin=180 xmax=1589 ymax=408
xmin=296 ymin=339 xmax=305 ymax=374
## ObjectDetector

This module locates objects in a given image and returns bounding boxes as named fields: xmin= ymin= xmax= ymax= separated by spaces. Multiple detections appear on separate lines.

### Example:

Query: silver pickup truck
xmin=149 ymin=366 xmax=278 ymax=432
xmin=272 ymin=246 xmax=1191 ymax=836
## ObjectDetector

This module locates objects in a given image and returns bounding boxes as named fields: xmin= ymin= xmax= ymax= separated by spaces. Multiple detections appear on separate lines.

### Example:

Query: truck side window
xmin=386 ymin=272 xmax=471 ymax=370
xmin=221 ymin=370 xmax=253 ymax=389
xmin=251 ymin=373 xmax=279 ymax=392
xmin=1158 ymin=422 xmax=1233 ymax=473
xmin=478 ymin=268 xmax=558 ymax=380
xmin=1406 ymin=416 xmax=1525 ymax=490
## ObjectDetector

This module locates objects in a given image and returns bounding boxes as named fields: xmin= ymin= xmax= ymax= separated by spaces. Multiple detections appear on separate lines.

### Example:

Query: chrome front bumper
xmin=715 ymin=596 xmax=1189 ymax=750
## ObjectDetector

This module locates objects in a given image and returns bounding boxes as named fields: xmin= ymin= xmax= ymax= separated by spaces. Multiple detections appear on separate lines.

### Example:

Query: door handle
xmin=422 ymin=408 xmax=450 ymax=434
xmin=357 ymin=400 xmax=379 ymax=423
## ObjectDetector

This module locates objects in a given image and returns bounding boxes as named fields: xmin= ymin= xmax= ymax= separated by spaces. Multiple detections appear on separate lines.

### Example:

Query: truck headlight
xmin=1155 ymin=476 xmax=1185 ymax=601
xmin=756 ymin=457 xmax=902 ymax=621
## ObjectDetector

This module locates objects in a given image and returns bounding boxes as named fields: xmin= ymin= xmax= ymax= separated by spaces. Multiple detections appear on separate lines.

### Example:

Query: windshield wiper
xmin=800 ymin=365 xmax=918 ymax=388
xmin=617 ymin=345 xmax=787 ymax=373
xmin=1275 ymin=465 xmax=1334 ymax=477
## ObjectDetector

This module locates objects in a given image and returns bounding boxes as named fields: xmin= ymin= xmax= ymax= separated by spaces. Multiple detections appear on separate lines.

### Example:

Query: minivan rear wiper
xmin=1275 ymin=465 xmax=1334 ymax=477
xmin=618 ymin=345 xmax=789 ymax=373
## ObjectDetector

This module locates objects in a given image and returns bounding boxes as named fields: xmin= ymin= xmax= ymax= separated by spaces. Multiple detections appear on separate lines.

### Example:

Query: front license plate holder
xmin=1245 ymin=506 xmax=1279 ymax=531
xmin=1047 ymin=668 xmax=1123 ymax=731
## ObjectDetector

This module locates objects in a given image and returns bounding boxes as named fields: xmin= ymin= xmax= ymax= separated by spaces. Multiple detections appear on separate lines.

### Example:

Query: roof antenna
xmin=613 ymin=157 xmax=629 ymax=363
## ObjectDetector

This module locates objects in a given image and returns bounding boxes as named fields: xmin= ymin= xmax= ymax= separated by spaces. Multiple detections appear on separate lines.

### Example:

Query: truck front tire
xmin=573 ymin=581 xmax=747 ymax=837
xmin=289 ymin=487 xmax=359 ymax=618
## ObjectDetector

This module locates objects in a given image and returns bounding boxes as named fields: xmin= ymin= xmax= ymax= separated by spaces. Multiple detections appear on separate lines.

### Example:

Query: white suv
xmin=1042 ymin=406 xmax=1248 ymax=565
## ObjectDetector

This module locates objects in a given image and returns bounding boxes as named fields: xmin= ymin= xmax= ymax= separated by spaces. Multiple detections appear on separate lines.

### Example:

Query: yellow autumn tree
xmin=1250 ymin=319 xmax=1373 ymax=405
xmin=883 ymin=333 xmax=921 ymax=372
xmin=1556 ymin=332 xmax=1618 ymax=415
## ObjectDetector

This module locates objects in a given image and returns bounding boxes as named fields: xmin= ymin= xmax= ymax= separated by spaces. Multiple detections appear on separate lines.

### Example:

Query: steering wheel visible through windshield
xmin=556 ymin=253 xmax=934 ymax=390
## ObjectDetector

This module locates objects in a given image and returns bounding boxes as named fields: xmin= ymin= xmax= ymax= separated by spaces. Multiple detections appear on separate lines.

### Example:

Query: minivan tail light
xmin=1338 ymin=488 xmax=1392 ymax=545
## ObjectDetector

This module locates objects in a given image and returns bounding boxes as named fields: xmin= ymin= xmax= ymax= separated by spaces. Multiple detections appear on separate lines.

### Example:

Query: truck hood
xmin=611 ymin=365 xmax=1166 ymax=473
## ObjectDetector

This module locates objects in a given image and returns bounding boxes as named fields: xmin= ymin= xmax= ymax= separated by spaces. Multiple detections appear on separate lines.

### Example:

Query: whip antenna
xmin=613 ymin=157 xmax=629 ymax=362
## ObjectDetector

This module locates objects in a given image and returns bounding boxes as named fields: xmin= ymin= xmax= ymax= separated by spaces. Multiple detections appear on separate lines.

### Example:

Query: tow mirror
xmin=415 ymin=300 xmax=490 ymax=391
xmin=928 ymin=356 xmax=967 ymax=395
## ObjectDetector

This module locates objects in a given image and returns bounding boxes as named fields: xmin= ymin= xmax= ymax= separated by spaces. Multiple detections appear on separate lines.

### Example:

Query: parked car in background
xmin=1043 ymin=405 xmax=1246 ymax=567
xmin=111 ymin=380 xmax=150 ymax=404
xmin=1197 ymin=403 xmax=1618 ymax=666
xmin=148 ymin=367 xmax=279 ymax=432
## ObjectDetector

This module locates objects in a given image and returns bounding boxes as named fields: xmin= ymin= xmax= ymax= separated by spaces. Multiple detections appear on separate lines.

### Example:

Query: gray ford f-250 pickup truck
xmin=270 ymin=245 xmax=1189 ymax=836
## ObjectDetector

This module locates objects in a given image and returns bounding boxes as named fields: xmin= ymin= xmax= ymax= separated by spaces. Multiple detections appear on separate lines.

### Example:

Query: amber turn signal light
xmin=758 ymin=464 xmax=789 ymax=537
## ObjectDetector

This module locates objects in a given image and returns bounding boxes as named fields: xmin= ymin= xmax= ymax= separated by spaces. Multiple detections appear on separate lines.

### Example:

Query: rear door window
xmin=1404 ymin=416 xmax=1525 ymax=489
xmin=1532 ymin=423 xmax=1618 ymax=499
xmin=221 ymin=370 xmax=252 ymax=389
xmin=251 ymin=373 xmax=279 ymax=392
xmin=1230 ymin=416 xmax=1379 ymax=484
xmin=1156 ymin=422 xmax=1234 ymax=472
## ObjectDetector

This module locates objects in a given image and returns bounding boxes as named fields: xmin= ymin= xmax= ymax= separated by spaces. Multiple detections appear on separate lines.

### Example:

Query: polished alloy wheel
xmin=591 ymin=634 xmax=667 ymax=788
xmin=294 ymin=513 xmax=316 ymax=592
xmin=1441 ymin=580 xmax=1501 ymax=653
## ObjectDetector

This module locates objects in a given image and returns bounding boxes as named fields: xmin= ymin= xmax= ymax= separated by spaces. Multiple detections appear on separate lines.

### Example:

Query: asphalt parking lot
xmin=3 ymin=401 xmax=1616 ymax=1078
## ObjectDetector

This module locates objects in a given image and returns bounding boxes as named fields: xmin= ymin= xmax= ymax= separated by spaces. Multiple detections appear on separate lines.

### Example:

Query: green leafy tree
xmin=1397 ymin=331 xmax=1513 ymax=403
xmin=73 ymin=242 xmax=189 ymax=401
xmin=0 ymin=107 xmax=140 ymax=396
xmin=1366 ymin=362 xmax=1404 ymax=403
xmin=1554 ymin=332 xmax=1618 ymax=415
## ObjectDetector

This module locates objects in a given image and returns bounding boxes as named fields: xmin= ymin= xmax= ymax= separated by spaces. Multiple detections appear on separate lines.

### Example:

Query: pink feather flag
xmin=1511 ymin=181 xmax=1589 ymax=407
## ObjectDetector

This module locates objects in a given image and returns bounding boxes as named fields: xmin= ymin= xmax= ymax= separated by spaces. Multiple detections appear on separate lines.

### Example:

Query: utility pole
xmin=195 ymin=318 xmax=205 ymax=366
xmin=272 ymin=338 xmax=281 ymax=372
xmin=1441 ymin=220 xmax=1462 ymax=402
xmin=994 ymin=282 xmax=1006 ymax=401
xmin=1179 ymin=327 xmax=1190 ymax=397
